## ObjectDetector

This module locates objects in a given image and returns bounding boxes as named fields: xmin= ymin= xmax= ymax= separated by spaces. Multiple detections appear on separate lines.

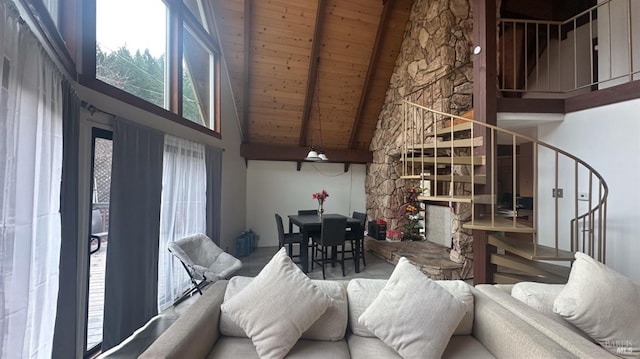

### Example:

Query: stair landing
xmin=488 ymin=234 xmax=575 ymax=261
xmin=364 ymin=237 xmax=471 ymax=280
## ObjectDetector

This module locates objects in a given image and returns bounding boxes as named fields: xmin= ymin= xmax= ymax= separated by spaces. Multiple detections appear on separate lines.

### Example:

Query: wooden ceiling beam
xmin=241 ymin=143 xmax=372 ymax=164
xmin=298 ymin=0 xmax=327 ymax=147
xmin=243 ymin=0 xmax=252 ymax=143
xmin=348 ymin=0 xmax=394 ymax=149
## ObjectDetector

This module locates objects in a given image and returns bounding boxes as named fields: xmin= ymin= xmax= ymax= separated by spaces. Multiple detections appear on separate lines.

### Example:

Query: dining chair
xmin=275 ymin=213 xmax=304 ymax=264
xmin=311 ymin=216 xmax=348 ymax=279
xmin=344 ymin=211 xmax=367 ymax=267
xmin=298 ymin=209 xmax=320 ymax=250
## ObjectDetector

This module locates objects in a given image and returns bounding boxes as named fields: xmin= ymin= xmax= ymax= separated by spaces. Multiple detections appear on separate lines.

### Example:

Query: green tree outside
xmin=96 ymin=44 xmax=203 ymax=125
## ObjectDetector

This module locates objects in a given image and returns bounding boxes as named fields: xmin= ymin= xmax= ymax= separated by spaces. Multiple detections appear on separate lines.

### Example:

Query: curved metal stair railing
xmin=401 ymin=99 xmax=608 ymax=263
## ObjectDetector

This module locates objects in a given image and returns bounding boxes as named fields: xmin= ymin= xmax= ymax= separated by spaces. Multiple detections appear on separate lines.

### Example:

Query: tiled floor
xmin=235 ymin=245 xmax=395 ymax=280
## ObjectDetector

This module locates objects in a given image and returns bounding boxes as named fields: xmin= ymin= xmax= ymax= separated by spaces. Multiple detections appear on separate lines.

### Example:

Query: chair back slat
xmin=275 ymin=213 xmax=286 ymax=247
xmin=352 ymin=211 xmax=367 ymax=234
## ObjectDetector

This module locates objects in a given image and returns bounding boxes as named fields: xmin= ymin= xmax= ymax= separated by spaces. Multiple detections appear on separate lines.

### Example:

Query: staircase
xmin=400 ymin=101 xmax=608 ymax=284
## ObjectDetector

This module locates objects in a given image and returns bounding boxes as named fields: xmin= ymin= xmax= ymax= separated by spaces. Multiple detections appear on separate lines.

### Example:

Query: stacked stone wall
xmin=366 ymin=0 xmax=474 ymax=277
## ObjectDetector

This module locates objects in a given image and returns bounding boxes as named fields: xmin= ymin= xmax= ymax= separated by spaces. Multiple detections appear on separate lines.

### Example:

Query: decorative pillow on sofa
xmin=357 ymin=257 xmax=466 ymax=359
xmin=220 ymin=248 xmax=332 ymax=359
xmin=553 ymin=252 xmax=640 ymax=358
xmin=511 ymin=282 xmax=591 ymax=339
xmin=347 ymin=278 xmax=474 ymax=337
xmin=220 ymin=276 xmax=348 ymax=341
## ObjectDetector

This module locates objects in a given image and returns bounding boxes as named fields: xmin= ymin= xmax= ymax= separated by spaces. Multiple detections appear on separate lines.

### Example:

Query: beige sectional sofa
xmin=475 ymin=284 xmax=617 ymax=359
xmin=140 ymin=278 xmax=587 ymax=359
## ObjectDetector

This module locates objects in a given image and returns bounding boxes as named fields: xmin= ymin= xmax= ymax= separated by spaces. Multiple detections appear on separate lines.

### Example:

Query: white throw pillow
xmin=511 ymin=282 xmax=591 ymax=339
xmin=346 ymin=278 xmax=474 ymax=337
xmin=358 ymin=257 xmax=466 ymax=359
xmin=553 ymin=252 xmax=640 ymax=358
xmin=220 ymin=276 xmax=348 ymax=341
xmin=220 ymin=248 xmax=332 ymax=359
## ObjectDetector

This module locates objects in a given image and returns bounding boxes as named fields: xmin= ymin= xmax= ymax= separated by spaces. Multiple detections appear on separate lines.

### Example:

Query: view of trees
xmin=96 ymin=44 xmax=203 ymax=125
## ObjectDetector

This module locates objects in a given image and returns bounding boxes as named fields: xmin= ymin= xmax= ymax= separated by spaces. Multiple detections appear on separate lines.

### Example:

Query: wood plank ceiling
xmin=207 ymin=0 xmax=414 ymax=164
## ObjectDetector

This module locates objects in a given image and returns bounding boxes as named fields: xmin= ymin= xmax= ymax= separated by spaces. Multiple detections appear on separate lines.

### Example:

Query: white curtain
xmin=0 ymin=3 xmax=63 ymax=358
xmin=158 ymin=135 xmax=206 ymax=310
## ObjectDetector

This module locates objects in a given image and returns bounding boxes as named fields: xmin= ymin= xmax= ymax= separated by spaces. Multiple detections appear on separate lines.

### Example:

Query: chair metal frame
xmin=168 ymin=233 xmax=242 ymax=305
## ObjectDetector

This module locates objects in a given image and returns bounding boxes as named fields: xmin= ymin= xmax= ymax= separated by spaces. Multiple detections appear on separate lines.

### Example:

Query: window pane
xmin=182 ymin=26 xmax=212 ymax=128
xmin=96 ymin=0 xmax=167 ymax=109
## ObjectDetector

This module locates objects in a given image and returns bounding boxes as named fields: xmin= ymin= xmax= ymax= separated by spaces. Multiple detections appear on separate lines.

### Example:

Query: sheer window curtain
xmin=158 ymin=135 xmax=207 ymax=311
xmin=0 ymin=3 xmax=63 ymax=358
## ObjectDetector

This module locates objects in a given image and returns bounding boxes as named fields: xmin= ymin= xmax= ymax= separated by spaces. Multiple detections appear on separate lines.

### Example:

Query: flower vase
xmin=318 ymin=202 xmax=324 ymax=217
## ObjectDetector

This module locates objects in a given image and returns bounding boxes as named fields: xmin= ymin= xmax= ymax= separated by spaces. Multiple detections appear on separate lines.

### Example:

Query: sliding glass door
xmin=85 ymin=128 xmax=113 ymax=357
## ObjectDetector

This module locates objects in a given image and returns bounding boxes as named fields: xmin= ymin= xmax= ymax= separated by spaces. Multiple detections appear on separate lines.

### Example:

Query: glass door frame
xmin=84 ymin=127 xmax=113 ymax=358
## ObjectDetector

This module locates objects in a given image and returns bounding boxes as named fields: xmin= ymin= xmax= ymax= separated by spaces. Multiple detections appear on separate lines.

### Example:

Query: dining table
xmin=288 ymin=213 xmax=363 ymax=274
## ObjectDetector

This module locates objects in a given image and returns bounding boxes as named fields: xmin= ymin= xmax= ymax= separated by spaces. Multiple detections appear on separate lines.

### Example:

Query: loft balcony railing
xmin=401 ymin=100 xmax=608 ymax=263
xmin=499 ymin=0 xmax=639 ymax=95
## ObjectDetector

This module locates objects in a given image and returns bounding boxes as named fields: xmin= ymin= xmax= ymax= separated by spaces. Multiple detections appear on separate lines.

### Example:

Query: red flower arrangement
xmin=312 ymin=189 xmax=329 ymax=204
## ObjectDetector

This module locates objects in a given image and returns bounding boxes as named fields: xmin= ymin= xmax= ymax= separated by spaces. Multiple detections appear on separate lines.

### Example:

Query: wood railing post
xmin=473 ymin=230 xmax=496 ymax=284
xmin=472 ymin=0 xmax=498 ymax=284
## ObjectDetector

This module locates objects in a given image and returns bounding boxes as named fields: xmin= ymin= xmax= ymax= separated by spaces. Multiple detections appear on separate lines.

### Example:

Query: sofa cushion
xmin=347 ymin=334 xmax=496 ymax=359
xmin=220 ymin=248 xmax=331 ymax=359
xmin=220 ymin=276 xmax=348 ymax=341
xmin=476 ymin=284 xmax=617 ymax=359
xmin=511 ymin=282 xmax=589 ymax=338
xmin=346 ymin=278 xmax=474 ymax=337
xmin=357 ymin=257 xmax=466 ymax=358
xmin=208 ymin=337 xmax=350 ymax=359
xmin=553 ymin=252 xmax=640 ymax=357
xmin=346 ymin=334 xmax=401 ymax=359
xmin=442 ymin=336 xmax=496 ymax=359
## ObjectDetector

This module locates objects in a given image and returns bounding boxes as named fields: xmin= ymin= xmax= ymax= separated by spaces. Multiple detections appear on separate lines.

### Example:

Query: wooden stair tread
xmin=400 ymin=174 xmax=487 ymax=184
xmin=418 ymin=195 xmax=472 ymax=203
xmin=488 ymin=234 xmax=575 ymax=261
xmin=463 ymin=217 xmax=536 ymax=233
xmin=493 ymin=272 xmax=568 ymax=285
xmin=428 ymin=122 xmax=472 ymax=135
xmin=401 ymin=155 xmax=486 ymax=165
xmin=418 ymin=194 xmax=495 ymax=204
xmin=491 ymin=253 xmax=571 ymax=280
xmin=407 ymin=137 xmax=483 ymax=150
xmin=443 ymin=110 xmax=474 ymax=128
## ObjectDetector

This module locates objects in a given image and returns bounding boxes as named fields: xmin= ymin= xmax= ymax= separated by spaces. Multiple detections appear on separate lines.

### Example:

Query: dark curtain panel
xmin=102 ymin=119 xmax=163 ymax=351
xmin=52 ymin=80 xmax=80 ymax=358
xmin=205 ymin=147 xmax=223 ymax=245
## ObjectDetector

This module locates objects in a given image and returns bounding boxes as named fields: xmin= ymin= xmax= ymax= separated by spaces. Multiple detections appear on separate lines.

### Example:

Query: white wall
xmin=536 ymin=98 xmax=640 ymax=282
xmin=217 ymin=69 xmax=248 ymax=253
xmin=597 ymin=0 xmax=640 ymax=88
xmin=246 ymin=161 xmax=367 ymax=247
